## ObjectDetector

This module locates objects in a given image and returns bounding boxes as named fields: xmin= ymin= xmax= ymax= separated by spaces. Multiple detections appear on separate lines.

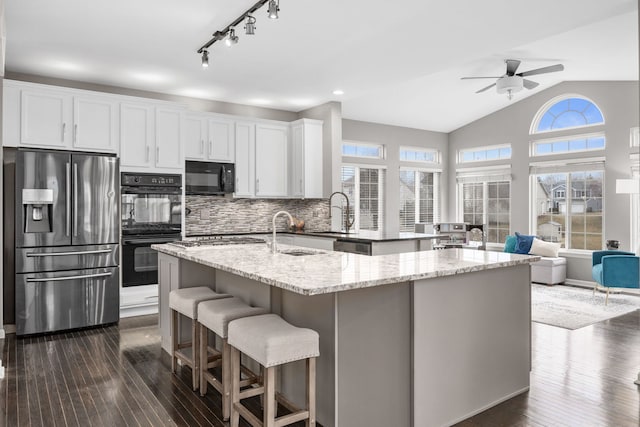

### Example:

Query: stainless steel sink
xmin=278 ymin=249 xmax=324 ymax=256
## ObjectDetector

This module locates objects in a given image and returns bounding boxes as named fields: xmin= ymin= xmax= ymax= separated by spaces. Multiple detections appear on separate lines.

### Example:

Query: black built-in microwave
xmin=185 ymin=161 xmax=235 ymax=195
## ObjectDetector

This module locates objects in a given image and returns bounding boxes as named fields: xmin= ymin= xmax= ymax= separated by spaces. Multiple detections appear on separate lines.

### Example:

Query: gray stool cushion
xmin=198 ymin=297 xmax=269 ymax=338
xmin=228 ymin=314 xmax=319 ymax=368
xmin=169 ymin=286 xmax=231 ymax=318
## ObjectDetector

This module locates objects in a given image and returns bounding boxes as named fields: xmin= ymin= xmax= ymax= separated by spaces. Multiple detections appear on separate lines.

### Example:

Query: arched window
xmin=531 ymin=95 xmax=604 ymax=134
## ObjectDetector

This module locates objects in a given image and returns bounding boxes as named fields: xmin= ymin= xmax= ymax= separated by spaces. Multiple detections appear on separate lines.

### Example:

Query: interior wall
xmin=448 ymin=80 xmax=639 ymax=281
xmin=4 ymin=72 xmax=299 ymax=122
xmin=342 ymin=119 xmax=448 ymax=234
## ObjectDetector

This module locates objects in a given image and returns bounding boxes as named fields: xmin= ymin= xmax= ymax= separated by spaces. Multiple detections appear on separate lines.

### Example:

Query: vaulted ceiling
xmin=5 ymin=0 xmax=638 ymax=132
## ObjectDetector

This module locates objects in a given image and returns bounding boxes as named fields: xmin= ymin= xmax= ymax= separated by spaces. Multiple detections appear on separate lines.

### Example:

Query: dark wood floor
xmin=1 ymin=311 xmax=639 ymax=426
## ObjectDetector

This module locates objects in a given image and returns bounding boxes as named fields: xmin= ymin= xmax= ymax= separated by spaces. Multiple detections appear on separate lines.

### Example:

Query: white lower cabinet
xmin=255 ymin=123 xmax=288 ymax=197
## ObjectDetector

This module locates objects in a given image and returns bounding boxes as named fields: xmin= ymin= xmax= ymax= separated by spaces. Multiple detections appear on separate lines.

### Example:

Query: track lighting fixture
xmin=268 ymin=0 xmax=279 ymax=19
xmin=197 ymin=0 xmax=283 ymax=66
xmin=225 ymin=29 xmax=239 ymax=47
xmin=244 ymin=15 xmax=256 ymax=35
xmin=201 ymin=50 xmax=209 ymax=68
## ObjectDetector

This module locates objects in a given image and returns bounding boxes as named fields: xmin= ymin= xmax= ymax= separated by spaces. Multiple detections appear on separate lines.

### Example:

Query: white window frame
xmin=399 ymin=146 xmax=440 ymax=164
xmin=341 ymin=163 xmax=386 ymax=232
xmin=342 ymin=140 xmax=385 ymax=159
xmin=399 ymin=167 xmax=441 ymax=232
xmin=530 ymin=132 xmax=606 ymax=157
xmin=458 ymin=144 xmax=512 ymax=164
xmin=528 ymin=159 xmax=605 ymax=253
xmin=456 ymin=165 xmax=512 ymax=246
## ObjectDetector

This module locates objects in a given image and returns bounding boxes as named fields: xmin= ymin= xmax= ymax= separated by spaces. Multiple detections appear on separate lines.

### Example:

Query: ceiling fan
xmin=462 ymin=59 xmax=564 ymax=100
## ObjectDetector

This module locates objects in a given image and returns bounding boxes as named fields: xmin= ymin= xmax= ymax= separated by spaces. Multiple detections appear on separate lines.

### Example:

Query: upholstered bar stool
xmin=169 ymin=286 xmax=231 ymax=390
xmin=197 ymin=297 xmax=269 ymax=421
xmin=228 ymin=314 xmax=319 ymax=427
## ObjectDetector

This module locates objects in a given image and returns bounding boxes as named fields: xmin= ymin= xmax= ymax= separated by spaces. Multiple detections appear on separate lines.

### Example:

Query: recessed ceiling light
xmin=333 ymin=89 xmax=344 ymax=95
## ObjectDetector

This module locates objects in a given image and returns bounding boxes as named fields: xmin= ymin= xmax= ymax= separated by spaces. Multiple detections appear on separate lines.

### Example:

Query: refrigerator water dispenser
xmin=22 ymin=188 xmax=54 ymax=233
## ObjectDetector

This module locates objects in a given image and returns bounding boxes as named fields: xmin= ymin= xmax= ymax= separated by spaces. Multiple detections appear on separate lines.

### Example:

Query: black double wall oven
xmin=121 ymin=173 xmax=182 ymax=287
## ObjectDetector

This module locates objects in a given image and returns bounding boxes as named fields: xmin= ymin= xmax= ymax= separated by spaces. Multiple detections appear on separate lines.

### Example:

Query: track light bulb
xmin=225 ymin=29 xmax=239 ymax=47
xmin=201 ymin=50 xmax=209 ymax=68
xmin=268 ymin=0 xmax=279 ymax=19
xmin=244 ymin=15 xmax=256 ymax=35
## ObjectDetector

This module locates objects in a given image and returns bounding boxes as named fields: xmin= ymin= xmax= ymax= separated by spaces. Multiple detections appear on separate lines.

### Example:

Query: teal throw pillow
xmin=514 ymin=232 xmax=536 ymax=254
xmin=503 ymin=235 xmax=517 ymax=253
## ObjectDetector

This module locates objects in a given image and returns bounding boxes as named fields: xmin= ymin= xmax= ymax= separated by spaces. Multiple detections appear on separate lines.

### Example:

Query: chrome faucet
xmin=329 ymin=191 xmax=355 ymax=233
xmin=271 ymin=210 xmax=294 ymax=254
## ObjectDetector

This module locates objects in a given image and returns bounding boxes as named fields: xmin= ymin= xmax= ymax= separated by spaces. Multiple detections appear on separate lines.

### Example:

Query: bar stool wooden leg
xmin=231 ymin=346 xmax=241 ymax=427
xmin=222 ymin=339 xmax=232 ymax=421
xmin=192 ymin=319 xmax=199 ymax=391
xmin=264 ymin=366 xmax=276 ymax=427
xmin=171 ymin=309 xmax=178 ymax=373
xmin=306 ymin=357 xmax=316 ymax=427
xmin=199 ymin=323 xmax=208 ymax=396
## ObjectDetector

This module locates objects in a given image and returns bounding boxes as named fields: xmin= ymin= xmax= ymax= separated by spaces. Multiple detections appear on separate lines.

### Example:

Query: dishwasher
xmin=333 ymin=239 xmax=372 ymax=255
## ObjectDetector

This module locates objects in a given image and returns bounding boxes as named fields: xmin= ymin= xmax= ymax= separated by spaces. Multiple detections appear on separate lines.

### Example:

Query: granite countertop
xmin=186 ymin=230 xmax=443 ymax=242
xmin=152 ymin=243 xmax=540 ymax=296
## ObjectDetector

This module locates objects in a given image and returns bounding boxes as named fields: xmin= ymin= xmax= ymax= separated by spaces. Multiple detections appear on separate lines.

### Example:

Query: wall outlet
xmin=200 ymin=208 xmax=210 ymax=220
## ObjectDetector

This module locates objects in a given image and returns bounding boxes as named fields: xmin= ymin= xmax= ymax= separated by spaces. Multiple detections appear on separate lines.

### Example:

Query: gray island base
xmin=153 ymin=243 xmax=539 ymax=427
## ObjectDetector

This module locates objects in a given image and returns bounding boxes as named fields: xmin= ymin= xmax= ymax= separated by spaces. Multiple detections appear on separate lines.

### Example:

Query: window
xmin=459 ymin=144 xmax=511 ymax=163
xmin=532 ymin=95 xmax=604 ymax=134
xmin=532 ymin=133 xmax=606 ymax=156
xmin=531 ymin=162 xmax=604 ymax=250
xmin=399 ymin=169 xmax=440 ymax=232
xmin=341 ymin=166 xmax=385 ymax=231
xmin=399 ymin=146 xmax=439 ymax=163
xmin=457 ymin=168 xmax=511 ymax=244
xmin=342 ymin=141 xmax=384 ymax=159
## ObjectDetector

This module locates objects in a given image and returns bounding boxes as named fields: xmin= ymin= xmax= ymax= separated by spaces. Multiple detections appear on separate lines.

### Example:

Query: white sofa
xmin=531 ymin=257 xmax=566 ymax=285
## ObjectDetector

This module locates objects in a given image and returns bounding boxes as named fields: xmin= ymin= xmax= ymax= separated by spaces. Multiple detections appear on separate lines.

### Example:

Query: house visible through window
xmin=399 ymin=169 xmax=439 ymax=232
xmin=341 ymin=166 xmax=385 ymax=231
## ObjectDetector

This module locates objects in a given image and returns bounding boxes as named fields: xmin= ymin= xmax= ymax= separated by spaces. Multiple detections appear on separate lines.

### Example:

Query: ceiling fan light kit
xmin=462 ymin=59 xmax=564 ymax=100
xmin=196 ymin=0 xmax=281 ymax=66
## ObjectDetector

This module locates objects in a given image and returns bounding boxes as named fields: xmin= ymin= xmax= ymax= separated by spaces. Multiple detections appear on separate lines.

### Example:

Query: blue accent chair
xmin=591 ymin=250 xmax=639 ymax=304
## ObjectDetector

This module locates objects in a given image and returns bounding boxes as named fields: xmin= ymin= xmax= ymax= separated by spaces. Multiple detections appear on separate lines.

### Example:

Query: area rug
xmin=531 ymin=283 xmax=640 ymax=330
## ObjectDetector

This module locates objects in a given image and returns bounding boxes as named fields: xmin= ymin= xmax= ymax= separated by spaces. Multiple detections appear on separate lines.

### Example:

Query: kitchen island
xmin=153 ymin=242 xmax=539 ymax=427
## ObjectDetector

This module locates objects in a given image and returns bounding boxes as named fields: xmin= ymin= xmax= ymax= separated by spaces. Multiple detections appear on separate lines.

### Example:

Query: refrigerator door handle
xmin=73 ymin=163 xmax=78 ymax=237
xmin=66 ymin=162 xmax=71 ymax=236
xmin=26 ymin=249 xmax=113 ymax=257
xmin=26 ymin=272 xmax=112 ymax=283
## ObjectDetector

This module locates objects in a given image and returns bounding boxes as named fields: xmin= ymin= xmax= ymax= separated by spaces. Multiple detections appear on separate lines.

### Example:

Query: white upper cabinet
xmin=120 ymin=103 xmax=154 ymax=168
xmin=20 ymin=89 xmax=71 ymax=148
xmin=73 ymin=96 xmax=118 ymax=152
xmin=208 ymin=117 xmax=235 ymax=162
xmin=184 ymin=113 xmax=207 ymax=160
xmin=255 ymin=123 xmax=288 ymax=197
xmin=155 ymin=108 xmax=183 ymax=169
xmin=290 ymin=119 xmax=323 ymax=198
xmin=184 ymin=114 xmax=235 ymax=162
xmin=234 ymin=121 xmax=256 ymax=197
xmin=120 ymin=103 xmax=183 ymax=170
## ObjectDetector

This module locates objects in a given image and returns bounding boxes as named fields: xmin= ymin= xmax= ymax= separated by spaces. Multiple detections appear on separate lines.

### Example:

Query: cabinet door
xmin=155 ymin=108 xmax=183 ymax=169
xmin=207 ymin=118 xmax=235 ymax=162
xmin=234 ymin=121 xmax=255 ymax=197
xmin=255 ymin=124 xmax=288 ymax=197
xmin=20 ymin=90 xmax=71 ymax=147
xmin=301 ymin=121 xmax=324 ymax=198
xmin=184 ymin=114 xmax=207 ymax=160
xmin=73 ymin=96 xmax=118 ymax=152
xmin=120 ymin=103 xmax=154 ymax=168
xmin=290 ymin=124 xmax=304 ymax=197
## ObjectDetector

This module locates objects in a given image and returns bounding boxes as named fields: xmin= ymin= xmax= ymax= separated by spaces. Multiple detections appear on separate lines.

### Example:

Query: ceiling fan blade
xmin=505 ymin=59 xmax=521 ymax=76
xmin=476 ymin=83 xmax=496 ymax=94
xmin=523 ymin=79 xmax=539 ymax=90
xmin=461 ymin=76 xmax=501 ymax=80
xmin=518 ymin=64 xmax=564 ymax=77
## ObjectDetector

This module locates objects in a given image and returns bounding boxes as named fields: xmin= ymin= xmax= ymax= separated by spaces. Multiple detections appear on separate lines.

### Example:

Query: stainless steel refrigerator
xmin=15 ymin=149 xmax=120 ymax=335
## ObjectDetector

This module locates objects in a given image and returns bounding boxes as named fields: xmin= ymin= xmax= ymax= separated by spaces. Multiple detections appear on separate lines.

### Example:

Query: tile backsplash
xmin=185 ymin=196 xmax=331 ymax=236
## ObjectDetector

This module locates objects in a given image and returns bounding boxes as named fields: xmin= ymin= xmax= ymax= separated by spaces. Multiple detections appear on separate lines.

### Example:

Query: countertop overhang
xmin=186 ymin=230 xmax=443 ymax=242
xmin=152 ymin=243 xmax=540 ymax=296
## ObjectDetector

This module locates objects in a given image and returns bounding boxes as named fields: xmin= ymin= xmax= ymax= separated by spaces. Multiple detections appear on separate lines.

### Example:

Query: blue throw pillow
xmin=514 ymin=232 xmax=535 ymax=254
xmin=503 ymin=235 xmax=517 ymax=253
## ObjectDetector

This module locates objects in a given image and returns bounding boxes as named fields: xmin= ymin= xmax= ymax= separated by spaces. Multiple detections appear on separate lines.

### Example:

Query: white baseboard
xmin=3 ymin=324 xmax=15 ymax=335
xmin=563 ymin=279 xmax=596 ymax=288
xmin=0 ymin=328 xmax=4 ymax=339
xmin=443 ymin=386 xmax=530 ymax=426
